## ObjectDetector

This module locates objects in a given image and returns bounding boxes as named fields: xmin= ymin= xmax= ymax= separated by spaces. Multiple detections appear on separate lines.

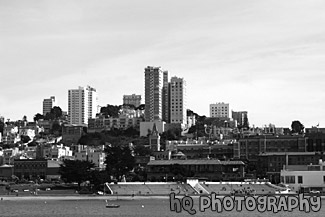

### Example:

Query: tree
xmin=44 ymin=106 xmax=63 ymax=120
xmin=105 ymin=144 xmax=135 ymax=181
xmin=33 ymin=113 xmax=44 ymax=122
xmin=291 ymin=120 xmax=304 ymax=134
xmin=133 ymin=145 xmax=152 ymax=156
xmin=89 ymin=170 xmax=111 ymax=191
xmin=51 ymin=121 xmax=62 ymax=135
xmin=51 ymin=106 xmax=63 ymax=119
xmin=20 ymin=135 xmax=31 ymax=143
xmin=100 ymin=104 xmax=120 ymax=117
xmin=59 ymin=159 xmax=95 ymax=190
xmin=136 ymin=104 xmax=145 ymax=110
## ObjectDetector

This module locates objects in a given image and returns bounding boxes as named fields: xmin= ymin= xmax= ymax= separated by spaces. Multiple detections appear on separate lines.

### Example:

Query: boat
xmin=106 ymin=204 xmax=120 ymax=208
xmin=105 ymin=200 xmax=120 ymax=208
xmin=275 ymin=188 xmax=296 ymax=195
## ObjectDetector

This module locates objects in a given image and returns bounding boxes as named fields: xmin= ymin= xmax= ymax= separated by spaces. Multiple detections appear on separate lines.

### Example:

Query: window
xmin=285 ymin=176 xmax=295 ymax=184
xmin=298 ymin=176 xmax=303 ymax=184
xmin=323 ymin=176 xmax=325 ymax=184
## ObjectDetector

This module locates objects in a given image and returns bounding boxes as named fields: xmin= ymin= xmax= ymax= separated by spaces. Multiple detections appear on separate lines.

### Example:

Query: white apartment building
xmin=123 ymin=94 xmax=142 ymax=107
xmin=210 ymin=102 xmax=229 ymax=118
xmin=68 ymin=86 xmax=98 ymax=125
xmin=170 ymin=77 xmax=187 ymax=126
xmin=43 ymin=96 xmax=56 ymax=115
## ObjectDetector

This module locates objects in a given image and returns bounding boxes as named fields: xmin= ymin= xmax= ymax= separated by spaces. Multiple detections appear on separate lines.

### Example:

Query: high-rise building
xmin=68 ymin=86 xmax=98 ymax=125
xmin=144 ymin=66 xmax=168 ymax=122
xmin=170 ymin=76 xmax=187 ymax=125
xmin=162 ymin=71 xmax=169 ymax=123
xmin=232 ymin=111 xmax=249 ymax=128
xmin=43 ymin=96 xmax=56 ymax=115
xmin=210 ymin=102 xmax=229 ymax=118
xmin=123 ymin=94 xmax=142 ymax=107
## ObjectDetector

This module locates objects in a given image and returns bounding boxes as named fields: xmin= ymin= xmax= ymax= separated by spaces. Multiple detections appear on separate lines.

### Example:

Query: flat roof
xmin=259 ymin=152 xmax=318 ymax=156
xmin=147 ymin=159 xmax=244 ymax=166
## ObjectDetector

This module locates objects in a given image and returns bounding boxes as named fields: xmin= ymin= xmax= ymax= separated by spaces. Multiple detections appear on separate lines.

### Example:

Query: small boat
xmin=106 ymin=204 xmax=120 ymax=208
xmin=105 ymin=200 xmax=120 ymax=208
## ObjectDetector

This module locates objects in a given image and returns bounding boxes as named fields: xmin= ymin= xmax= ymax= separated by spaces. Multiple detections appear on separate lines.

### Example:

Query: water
xmin=0 ymin=198 xmax=324 ymax=217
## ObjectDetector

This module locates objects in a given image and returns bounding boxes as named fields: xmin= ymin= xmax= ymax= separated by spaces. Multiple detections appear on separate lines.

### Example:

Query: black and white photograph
xmin=0 ymin=0 xmax=325 ymax=216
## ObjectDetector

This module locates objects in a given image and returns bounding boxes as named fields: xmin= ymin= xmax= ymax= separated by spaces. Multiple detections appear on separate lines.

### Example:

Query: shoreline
xmin=0 ymin=195 xmax=172 ymax=201
xmin=1 ymin=194 xmax=324 ymax=201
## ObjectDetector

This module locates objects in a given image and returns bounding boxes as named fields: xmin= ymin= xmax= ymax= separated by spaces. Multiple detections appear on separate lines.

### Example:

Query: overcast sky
xmin=1 ymin=0 xmax=325 ymax=127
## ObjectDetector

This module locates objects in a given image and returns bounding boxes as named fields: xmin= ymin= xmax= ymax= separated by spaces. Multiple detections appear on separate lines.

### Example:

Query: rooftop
xmin=147 ymin=159 xmax=244 ymax=166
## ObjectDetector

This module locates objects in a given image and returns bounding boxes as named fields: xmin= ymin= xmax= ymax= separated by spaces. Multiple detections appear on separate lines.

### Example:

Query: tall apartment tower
xmin=144 ymin=66 xmax=168 ymax=122
xmin=170 ymin=77 xmax=187 ymax=125
xmin=123 ymin=94 xmax=142 ymax=107
xmin=43 ymin=96 xmax=56 ymax=115
xmin=68 ymin=86 xmax=98 ymax=125
xmin=210 ymin=102 xmax=229 ymax=118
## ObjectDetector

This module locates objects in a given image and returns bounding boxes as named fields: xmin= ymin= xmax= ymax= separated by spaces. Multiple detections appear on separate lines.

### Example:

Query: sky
xmin=1 ymin=0 xmax=325 ymax=128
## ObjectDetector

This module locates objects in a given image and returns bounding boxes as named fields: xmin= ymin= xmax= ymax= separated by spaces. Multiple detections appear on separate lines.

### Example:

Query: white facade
xmin=280 ymin=160 xmax=325 ymax=192
xmin=210 ymin=102 xmax=229 ymax=118
xmin=74 ymin=149 xmax=106 ymax=168
xmin=2 ymin=125 xmax=20 ymax=144
xmin=42 ymin=144 xmax=73 ymax=159
xmin=68 ymin=86 xmax=98 ymax=125
xmin=170 ymin=77 xmax=187 ymax=126
xmin=43 ymin=96 xmax=56 ymax=115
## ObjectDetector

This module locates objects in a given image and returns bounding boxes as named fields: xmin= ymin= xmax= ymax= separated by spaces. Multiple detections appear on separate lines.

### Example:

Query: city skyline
xmin=1 ymin=0 xmax=325 ymax=127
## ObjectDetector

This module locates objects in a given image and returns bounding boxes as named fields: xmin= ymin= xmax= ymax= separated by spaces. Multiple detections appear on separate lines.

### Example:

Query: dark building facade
xmin=234 ymin=135 xmax=307 ymax=160
xmin=147 ymin=159 xmax=245 ymax=181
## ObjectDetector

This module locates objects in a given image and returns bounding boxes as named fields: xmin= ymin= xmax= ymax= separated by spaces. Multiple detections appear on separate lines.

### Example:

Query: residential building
xmin=3 ymin=148 xmax=20 ymax=165
xmin=88 ymin=109 xmax=144 ymax=133
xmin=144 ymin=66 xmax=168 ymax=122
xmin=170 ymin=77 xmax=187 ymax=126
xmin=68 ymin=85 xmax=98 ymax=125
xmin=2 ymin=125 xmax=20 ymax=144
xmin=74 ymin=149 xmax=106 ymax=169
xmin=231 ymin=111 xmax=248 ymax=128
xmin=62 ymin=125 xmax=84 ymax=145
xmin=43 ymin=96 xmax=56 ymax=115
xmin=210 ymin=102 xmax=229 ymax=118
xmin=36 ymin=144 xmax=73 ymax=160
xmin=123 ymin=94 xmax=142 ymax=107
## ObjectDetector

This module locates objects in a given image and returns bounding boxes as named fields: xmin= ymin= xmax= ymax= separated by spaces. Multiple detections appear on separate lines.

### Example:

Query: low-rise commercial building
xmin=280 ymin=160 xmax=325 ymax=193
xmin=147 ymin=159 xmax=245 ymax=182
